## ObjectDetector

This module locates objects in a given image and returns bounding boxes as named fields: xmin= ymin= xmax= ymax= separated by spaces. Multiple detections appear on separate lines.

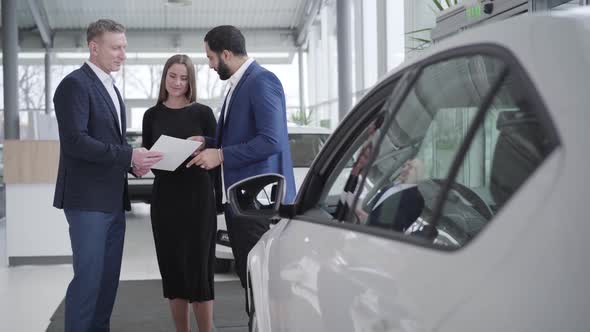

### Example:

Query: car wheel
xmin=215 ymin=258 xmax=232 ymax=273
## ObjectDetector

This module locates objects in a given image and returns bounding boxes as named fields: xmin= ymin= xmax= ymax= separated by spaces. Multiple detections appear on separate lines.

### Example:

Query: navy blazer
xmin=207 ymin=61 xmax=296 ymax=203
xmin=53 ymin=63 xmax=133 ymax=212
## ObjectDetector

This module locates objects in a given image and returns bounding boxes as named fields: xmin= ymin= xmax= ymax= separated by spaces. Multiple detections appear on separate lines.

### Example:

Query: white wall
xmin=404 ymin=0 xmax=444 ymax=59
xmin=6 ymin=184 xmax=71 ymax=258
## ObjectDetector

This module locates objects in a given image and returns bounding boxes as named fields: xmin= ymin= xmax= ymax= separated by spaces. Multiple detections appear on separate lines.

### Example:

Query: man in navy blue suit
xmin=187 ymin=25 xmax=296 ymax=289
xmin=53 ymin=19 xmax=162 ymax=332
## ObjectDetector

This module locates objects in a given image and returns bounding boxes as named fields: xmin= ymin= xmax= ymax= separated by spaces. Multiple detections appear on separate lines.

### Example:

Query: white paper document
xmin=149 ymin=135 xmax=202 ymax=171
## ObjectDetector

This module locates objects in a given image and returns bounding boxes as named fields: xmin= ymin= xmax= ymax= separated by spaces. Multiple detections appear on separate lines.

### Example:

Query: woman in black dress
xmin=142 ymin=54 xmax=219 ymax=332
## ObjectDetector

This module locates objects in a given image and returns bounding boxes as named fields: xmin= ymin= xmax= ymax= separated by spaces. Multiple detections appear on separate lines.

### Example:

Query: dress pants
xmin=224 ymin=203 xmax=270 ymax=289
xmin=64 ymin=209 xmax=126 ymax=332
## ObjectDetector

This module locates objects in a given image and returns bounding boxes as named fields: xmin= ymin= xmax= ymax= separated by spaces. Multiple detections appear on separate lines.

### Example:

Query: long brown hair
xmin=157 ymin=54 xmax=197 ymax=104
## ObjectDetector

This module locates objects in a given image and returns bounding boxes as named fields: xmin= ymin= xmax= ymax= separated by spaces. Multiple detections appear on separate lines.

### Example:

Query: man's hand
xmin=132 ymin=147 xmax=163 ymax=169
xmin=187 ymin=136 xmax=206 ymax=156
xmin=186 ymin=148 xmax=221 ymax=170
xmin=132 ymin=165 xmax=150 ymax=177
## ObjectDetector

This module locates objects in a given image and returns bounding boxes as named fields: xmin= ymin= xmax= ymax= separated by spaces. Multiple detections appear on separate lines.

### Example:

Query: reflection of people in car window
xmin=366 ymin=159 xmax=425 ymax=232
xmin=334 ymin=114 xmax=384 ymax=221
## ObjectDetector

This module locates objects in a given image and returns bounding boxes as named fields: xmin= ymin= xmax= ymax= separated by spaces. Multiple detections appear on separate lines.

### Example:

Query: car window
xmin=347 ymin=54 xmax=557 ymax=248
xmin=288 ymin=133 xmax=330 ymax=167
xmin=317 ymin=108 xmax=387 ymax=217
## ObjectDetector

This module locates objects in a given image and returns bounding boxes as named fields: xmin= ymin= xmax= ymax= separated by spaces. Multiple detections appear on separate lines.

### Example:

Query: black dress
xmin=142 ymin=102 xmax=219 ymax=302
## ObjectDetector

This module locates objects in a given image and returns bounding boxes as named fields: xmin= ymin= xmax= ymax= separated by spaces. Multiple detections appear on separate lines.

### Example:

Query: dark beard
xmin=217 ymin=56 xmax=231 ymax=80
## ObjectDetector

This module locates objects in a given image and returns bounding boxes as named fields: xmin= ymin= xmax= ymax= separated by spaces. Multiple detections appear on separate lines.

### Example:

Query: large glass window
xmin=124 ymin=65 xmax=163 ymax=99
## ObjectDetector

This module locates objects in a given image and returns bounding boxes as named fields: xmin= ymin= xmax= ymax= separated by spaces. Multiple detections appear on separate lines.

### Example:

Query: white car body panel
xmin=246 ymin=12 xmax=590 ymax=332
xmin=249 ymin=152 xmax=565 ymax=331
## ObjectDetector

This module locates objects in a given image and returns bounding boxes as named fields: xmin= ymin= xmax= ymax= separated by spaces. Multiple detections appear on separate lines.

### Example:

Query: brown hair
xmin=86 ymin=19 xmax=125 ymax=44
xmin=157 ymin=54 xmax=197 ymax=104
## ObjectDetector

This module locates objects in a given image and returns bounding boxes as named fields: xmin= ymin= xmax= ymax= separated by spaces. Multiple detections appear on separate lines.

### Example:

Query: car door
xmin=251 ymin=76 xmax=401 ymax=331
xmin=261 ymin=46 xmax=560 ymax=331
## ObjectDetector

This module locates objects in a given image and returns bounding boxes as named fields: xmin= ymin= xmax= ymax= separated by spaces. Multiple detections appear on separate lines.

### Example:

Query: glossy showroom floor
xmin=0 ymin=203 xmax=238 ymax=331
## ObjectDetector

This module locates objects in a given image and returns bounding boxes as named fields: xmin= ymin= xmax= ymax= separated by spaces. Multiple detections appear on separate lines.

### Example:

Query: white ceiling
xmin=2 ymin=0 xmax=311 ymax=29
xmin=43 ymin=0 xmax=307 ymax=30
xmin=0 ymin=0 xmax=322 ymax=54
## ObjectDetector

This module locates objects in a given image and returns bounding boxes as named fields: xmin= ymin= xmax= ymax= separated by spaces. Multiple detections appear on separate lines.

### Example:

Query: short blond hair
xmin=86 ymin=19 xmax=125 ymax=44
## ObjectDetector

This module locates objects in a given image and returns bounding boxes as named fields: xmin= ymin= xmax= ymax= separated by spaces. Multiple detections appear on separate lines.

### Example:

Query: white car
xmin=215 ymin=126 xmax=331 ymax=272
xmin=228 ymin=10 xmax=590 ymax=332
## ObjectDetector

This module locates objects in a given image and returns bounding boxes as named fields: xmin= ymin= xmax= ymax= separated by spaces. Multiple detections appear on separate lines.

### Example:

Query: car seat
xmin=489 ymin=110 xmax=552 ymax=209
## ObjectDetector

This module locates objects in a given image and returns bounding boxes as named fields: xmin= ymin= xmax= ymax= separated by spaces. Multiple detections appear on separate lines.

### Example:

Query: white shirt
xmin=86 ymin=60 xmax=123 ymax=134
xmin=222 ymin=57 xmax=254 ymax=124
xmin=220 ymin=58 xmax=254 ymax=202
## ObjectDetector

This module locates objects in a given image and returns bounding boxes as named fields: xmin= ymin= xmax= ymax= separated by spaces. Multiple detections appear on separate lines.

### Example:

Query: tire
xmin=215 ymin=258 xmax=232 ymax=273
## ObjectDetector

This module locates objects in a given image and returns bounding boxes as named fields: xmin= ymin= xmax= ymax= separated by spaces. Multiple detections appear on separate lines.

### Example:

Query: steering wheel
xmin=431 ymin=179 xmax=494 ymax=220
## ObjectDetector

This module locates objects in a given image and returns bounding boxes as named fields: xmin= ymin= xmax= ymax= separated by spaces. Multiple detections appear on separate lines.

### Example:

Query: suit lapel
xmin=224 ymin=61 xmax=257 ymax=126
xmin=82 ymin=64 xmax=123 ymax=139
xmin=114 ymin=85 xmax=125 ymax=139
xmin=216 ymin=91 xmax=230 ymax=146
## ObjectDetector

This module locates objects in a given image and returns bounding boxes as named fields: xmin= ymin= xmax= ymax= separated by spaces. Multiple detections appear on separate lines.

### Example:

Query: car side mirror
xmin=227 ymin=173 xmax=285 ymax=219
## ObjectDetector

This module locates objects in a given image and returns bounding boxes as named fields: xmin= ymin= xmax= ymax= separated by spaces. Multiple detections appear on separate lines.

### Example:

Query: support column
xmin=44 ymin=50 xmax=52 ymax=114
xmin=337 ymin=0 xmax=353 ymax=122
xmin=376 ymin=0 xmax=388 ymax=78
xmin=2 ymin=0 xmax=20 ymax=139
xmin=354 ymin=0 xmax=365 ymax=100
xmin=298 ymin=48 xmax=306 ymax=116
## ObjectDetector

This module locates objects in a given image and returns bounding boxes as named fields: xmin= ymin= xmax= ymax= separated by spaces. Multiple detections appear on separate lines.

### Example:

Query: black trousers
xmin=224 ymin=203 xmax=270 ymax=289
